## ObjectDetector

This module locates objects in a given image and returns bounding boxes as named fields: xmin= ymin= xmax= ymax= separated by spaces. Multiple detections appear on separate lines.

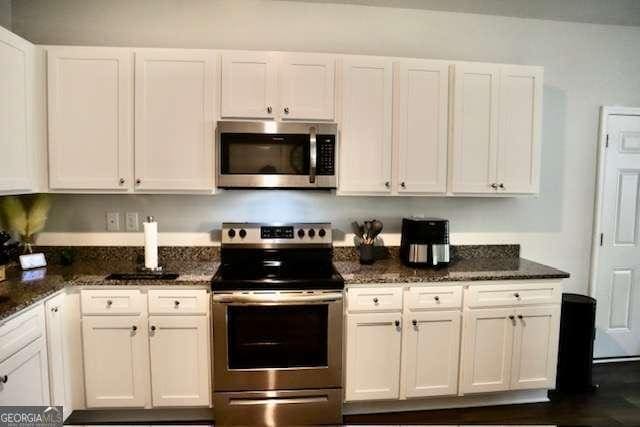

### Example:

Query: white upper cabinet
xmin=134 ymin=49 xmax=216 ymax=192
xmin=497 ymin=65 xmax=543 ymax=194
xmin=451 ymin=63 xmax=500 ymax=194
xmin=339 ymin=57 xmax=393 ymax=195
xmin=394 ymin=60 xmax=449 ymax=194
xmin=220 ymin=51 xmax=277 ymax=119
xmin=47 ymin=47 xmax=133 ymax=191
xmin=451 ymin=62 xmax=542 ymax=195
xmin=279 ymin=53 xmax=335 ymax=120
xmin=0 ymin=27 xmax=33 ymax=194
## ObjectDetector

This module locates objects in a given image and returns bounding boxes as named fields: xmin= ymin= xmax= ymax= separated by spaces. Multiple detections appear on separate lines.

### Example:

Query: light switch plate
xmin=106 ymin=212 xmax=120 ymax=232
xmin=125 ymin=212 xmax=139 ymax=232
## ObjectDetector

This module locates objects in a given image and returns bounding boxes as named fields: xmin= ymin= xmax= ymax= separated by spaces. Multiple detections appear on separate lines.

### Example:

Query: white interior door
xmin=595 ymin=112 xmax=640 ymax=358
xmin=134 ymin=49 xmax=216 ymax=191
xmin=395 ymin=60 xmax=449 ymax=194
xmin=148 ymin=315 xmax=210 ymax=407
xmin=401 ymin=310 xmax=460 ymax=398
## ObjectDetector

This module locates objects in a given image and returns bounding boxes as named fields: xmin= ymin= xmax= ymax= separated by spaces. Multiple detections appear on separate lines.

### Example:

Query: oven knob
xmin=318 ymin=228 xmax=326 ymax=237
xmin=239 ymin=229 xmax=247 ymax=238
xmin=297 ymin=229 xmax=305 ymax=238
xmin=227 ymin=229 xmax=236 ymax=238
xmin=308 ymin=229 xmax=315 ymax=238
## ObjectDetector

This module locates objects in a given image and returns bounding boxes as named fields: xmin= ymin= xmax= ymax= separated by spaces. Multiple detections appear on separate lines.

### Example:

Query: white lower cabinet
xmin=45 ymin=294 xmax=67 ymax=409
xmin=345 ymin=312 xmax=402 ymax=401
xmin=460 ymin=307 xmax=514 ymax=394
xmin=0 ymin=337 xmax=50 ymax=405
xmin=148 ymin=315 xmax=210 ymax=407
xmin=82 ymin=315 xmax=149 ymax=408
xmin=401 ymin=310 xmax=461 ymax=398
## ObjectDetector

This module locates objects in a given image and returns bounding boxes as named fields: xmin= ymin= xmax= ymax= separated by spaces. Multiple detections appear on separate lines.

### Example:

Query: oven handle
xmin=212 ymin=292 xmax=342 ymax=304
xmin=309 ymin=126 xmax=317 ymax=184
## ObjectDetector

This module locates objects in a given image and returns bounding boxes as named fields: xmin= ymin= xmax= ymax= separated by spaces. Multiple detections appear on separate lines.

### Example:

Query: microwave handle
xmin=309 ymin=126 xmax=317 ymax=184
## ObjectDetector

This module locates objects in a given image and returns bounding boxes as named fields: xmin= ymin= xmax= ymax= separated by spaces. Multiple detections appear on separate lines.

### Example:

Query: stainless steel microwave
xmin=216 ymin=121 xmax=337 ymax=189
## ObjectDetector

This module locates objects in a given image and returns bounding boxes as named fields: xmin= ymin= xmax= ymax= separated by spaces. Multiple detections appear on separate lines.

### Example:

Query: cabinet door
xmin=496 ymin=65 xmax=543 ymax=194
xmin=395 ymin=60 xmax=449 ymax=194
xmin=345 ymin=312 xmax=401 ymax=401
xmin=510 ymin=306 xmax=560 ymax=390
xmin=45 ymin=294 xmax=67 ymax=409
xmin=461 ymin=308 xmax=514 ymax=394
xmin=279 ymin=53 xmax=335 ymax=120
xmin=451 ymin=63 xmax=500 ymax=194
xmin=220 ymin=51 xmax=277 ymax=119
xmin=401 ymin=310 xmax=461 ymax=398
xmin=82 ymin=315 xmax=149 ymax=408
xmin=134 ymin=50 xmax=216 ymax=191
xmin=340 ymin=57 xmax=393 ymax=194
xmin=0 ymin=338 xmax=50 ymax=405
xmin=0 ymin=27 xmax=33 ymax=193
xmin=148 ymin=315 xmax=210 ymax=407
xmin=48 ymin=47 xmax=133 ymax=190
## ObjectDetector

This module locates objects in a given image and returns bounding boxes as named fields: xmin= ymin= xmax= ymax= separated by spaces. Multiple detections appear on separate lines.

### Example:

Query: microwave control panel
xmin=317 ymin=137 xmax=335 ymax=175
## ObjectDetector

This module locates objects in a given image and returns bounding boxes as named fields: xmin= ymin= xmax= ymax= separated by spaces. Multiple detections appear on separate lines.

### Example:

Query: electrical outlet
xmin=125 ymin=212 xmax=139 ymax=232
xmin=106 ymin=212 xmax=120 ymax=232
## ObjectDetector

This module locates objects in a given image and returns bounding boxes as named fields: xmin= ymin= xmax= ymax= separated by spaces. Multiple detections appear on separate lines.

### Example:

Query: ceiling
xmin=281 ymin=0 xmax=640 ymax=27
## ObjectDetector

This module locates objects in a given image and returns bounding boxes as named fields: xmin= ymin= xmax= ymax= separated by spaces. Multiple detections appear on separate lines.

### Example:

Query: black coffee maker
xmin=400 ymin=218 xmax=450 ymax=267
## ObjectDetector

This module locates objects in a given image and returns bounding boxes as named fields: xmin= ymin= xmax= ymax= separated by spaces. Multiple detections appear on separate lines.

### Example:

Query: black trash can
xmin=555 ymin=293 xmax=597 ymax=392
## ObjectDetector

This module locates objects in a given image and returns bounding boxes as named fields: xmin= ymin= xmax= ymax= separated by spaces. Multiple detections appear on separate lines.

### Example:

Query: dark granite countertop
xmin=0 ymin=245 xmax=570 ymax=322
xmin=336 ymin=257 xmax=570 ymax=285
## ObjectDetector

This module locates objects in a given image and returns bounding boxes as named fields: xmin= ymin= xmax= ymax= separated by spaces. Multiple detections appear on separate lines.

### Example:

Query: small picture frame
xmin=19 ymin=253 xmax=47 ymax=270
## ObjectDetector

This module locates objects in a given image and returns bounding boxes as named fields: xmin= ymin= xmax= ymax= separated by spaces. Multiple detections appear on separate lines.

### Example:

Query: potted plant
xmin=0 ymin=195 xmax=51 ymax=255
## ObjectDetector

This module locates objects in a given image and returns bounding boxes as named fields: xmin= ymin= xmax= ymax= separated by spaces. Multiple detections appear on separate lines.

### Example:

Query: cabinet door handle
xmin=434 ymin=296 xmax=440 ymax=302
xmin=1 ymin=375 xmax=7 ymax=383
xmin=51 ymin=307 xmax=58 ymax=313
xmin=514 ymin=293 xmax=520 ymax=298
xmin=131 ymin=325 xmax=138 ymax=332
xmin=384 ymin=181 xmax=390 ymax=188
xmin=267 ymin=106 xmax=273 ymax=114
xmin=394 ymin=320 xmax=400 ymax=327
xmin=400 ymin=182 xmax=406 ymax=188
xmin=373 ymin=297 xmax=379 ymax=304
xmin=508 ymin=315 xmax=515 ymax=320
xmin=106 ymin=300 xmax=113 ymax=307
xmin=150 ymin=325 xmax=156 ymax=332
xmin=499 ymin=183 xmax=505 ymax=189
xmin=490 ymin=183 xmax=498 ymax=189
xmin=136 ymin=178 xmax=142 ymax=185
xmin=119 ymin=178 xmax=125 ymax=185
xmin=174 ymin=300 xmax=180 ymax=307
xmin=517 ymin=314 xmax=523 ymax=320
xmin=412 ymin=319 xmax=417 ymax=326
xmin=284 ymin=107 xmax=290 ymax=114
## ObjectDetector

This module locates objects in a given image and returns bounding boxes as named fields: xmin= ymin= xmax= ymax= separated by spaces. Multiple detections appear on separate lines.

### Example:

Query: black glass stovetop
xmin=211 ymin=248 xmax=344 ymax=291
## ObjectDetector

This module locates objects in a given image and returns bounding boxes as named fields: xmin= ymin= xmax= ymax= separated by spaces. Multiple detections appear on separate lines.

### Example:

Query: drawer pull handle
xmin=509 ymin=315 xmax=515 ymax=320
xmin=412 ymin=319 xmax=417 ymax=326
xmin=373 ymin=298 xmax=379 ymax=304
xmin=150 ymin=325 xmax=156 ymax=332
xmin=434 ymin=296 xmax=440 ymax=302
xmin=514 ymin=293 xmax=520 ymax=298
xmin=131 ymin=325 xmax=137 ymax=332
xmin=1 ymin=375 xmax=7 ymax=383
xmin=517 ymin=314 xmax=523 ymax=320
xmin=106 ymin=300 xmax=113 ymax=307
xmin=51 ymin=307 xmax=58 ymax=313
xmin=394 ymin=320 xmax=400 ymax=327
xmin=174 ymin=300 xmax=180 ymax=307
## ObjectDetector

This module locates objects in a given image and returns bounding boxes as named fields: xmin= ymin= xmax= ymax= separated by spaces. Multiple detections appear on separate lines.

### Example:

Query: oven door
xmin=212 ymin=291 xmax=343 ymax=391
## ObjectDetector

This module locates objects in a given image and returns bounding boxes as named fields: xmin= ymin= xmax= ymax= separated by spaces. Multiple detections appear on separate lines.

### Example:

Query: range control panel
xmin=221 ymin=223 xmax=332 ymax=246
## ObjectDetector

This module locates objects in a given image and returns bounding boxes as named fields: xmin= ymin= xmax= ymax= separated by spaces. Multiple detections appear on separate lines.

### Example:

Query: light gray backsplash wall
xmin=0 ymin=0 xmax=11 ymax=30
xmin=9 ymin=0 xmax=640 ymax=294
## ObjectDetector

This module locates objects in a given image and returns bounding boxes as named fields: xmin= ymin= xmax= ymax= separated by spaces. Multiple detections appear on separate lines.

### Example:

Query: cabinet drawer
xmin=148 ymin=289 xmax=209 ymax=315
xmin=81 ymin=289 xmax=144 ymax=315
xmin=465 ymin=282 xmax=561 ymax=308
xmin=347 ymin=287 xmax=403 ymax=312
xmin=405 ymin=285 xmax=462 ymax=310
xmin=0 ymin=305 xmax=45 ymax=363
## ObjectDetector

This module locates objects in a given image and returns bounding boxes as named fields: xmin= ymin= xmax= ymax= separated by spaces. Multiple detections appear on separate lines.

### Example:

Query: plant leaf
xmin=26 ymin=194 xmax=51 ymax=237
xmin=0 ymin=197 xmax=27 ymax=236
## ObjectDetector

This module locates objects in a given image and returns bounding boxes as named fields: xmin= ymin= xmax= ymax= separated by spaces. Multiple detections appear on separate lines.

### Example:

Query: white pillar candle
xmin=144 ymin=217 xmax=158 ymax=269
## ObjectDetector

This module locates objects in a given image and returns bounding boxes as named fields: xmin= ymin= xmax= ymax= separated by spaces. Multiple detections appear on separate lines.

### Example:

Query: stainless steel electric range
xmin=211 ymin=223 xmax=344 ymax=426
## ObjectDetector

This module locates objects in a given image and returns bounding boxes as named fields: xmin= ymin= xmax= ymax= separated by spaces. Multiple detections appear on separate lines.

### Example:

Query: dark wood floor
xmin=66 ymin=362 xmax=640 ymax=426
xmin=345 ymin=361 xmax=640 ymax=426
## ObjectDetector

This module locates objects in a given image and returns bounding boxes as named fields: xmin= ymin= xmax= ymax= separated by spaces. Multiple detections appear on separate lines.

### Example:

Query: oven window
xmin=221 ymin=133 xmax=310 ymax=175
xmin=227 ymin=305 xmax=328 ymax=369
